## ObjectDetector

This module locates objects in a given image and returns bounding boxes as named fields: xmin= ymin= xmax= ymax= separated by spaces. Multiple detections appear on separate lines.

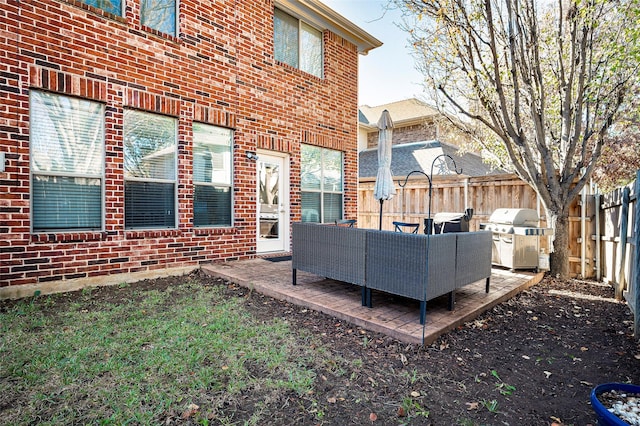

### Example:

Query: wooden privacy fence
xmin=359 ymin=174 xmax=540 ymax=231
xmin=598 ymin=172 xmax=640 ymax=336
xmin=359 ymin=173 xmax=568 ymax=270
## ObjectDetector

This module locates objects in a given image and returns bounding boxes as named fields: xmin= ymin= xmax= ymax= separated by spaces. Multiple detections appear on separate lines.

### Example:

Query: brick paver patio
xmin=202 ymin=259 xmax=544 ymax=345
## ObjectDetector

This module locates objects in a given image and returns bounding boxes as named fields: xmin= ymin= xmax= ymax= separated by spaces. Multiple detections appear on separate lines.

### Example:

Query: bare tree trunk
xmin=548 ymin=211 xmax=570 ymax=279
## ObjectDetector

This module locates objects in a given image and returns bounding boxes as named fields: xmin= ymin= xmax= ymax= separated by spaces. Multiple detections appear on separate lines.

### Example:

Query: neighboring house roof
xmin=359 ymin=98 xmax=440 ymax=128
xmin=276 ymin=0 xmax=382 ymax=54
xmin=359 ymin=140 xmax=503 ymax=179
xmin=358 ymin=109 xmax=370 ymax=125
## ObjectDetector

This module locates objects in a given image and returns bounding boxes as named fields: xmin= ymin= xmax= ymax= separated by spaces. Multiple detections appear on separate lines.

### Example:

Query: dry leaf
xmin=369 ymin=412 xmax=378 ymax=422
xmin=327 ymin=397 xmax=337 ymax=404
xmin=400 ymin=353 xmax=408 ymax=365
xmin=580 ymin=347 xmax=588 ymax=352
xmin=466 ymin=402 xmax=479 ymax=410
xmin=181 ymin=403 xmax=199 ymax=419
xmin=411 ymin=391 xmax=420 ymax=397
xmin=397 ymin=406 xmax=406 ymax=417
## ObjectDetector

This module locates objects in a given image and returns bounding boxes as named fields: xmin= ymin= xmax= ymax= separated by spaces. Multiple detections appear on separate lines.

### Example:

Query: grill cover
xmin=433 ymin=212 xmax=469 ymax=233
xmin=488 ymin=208 xmax=539 ymax=226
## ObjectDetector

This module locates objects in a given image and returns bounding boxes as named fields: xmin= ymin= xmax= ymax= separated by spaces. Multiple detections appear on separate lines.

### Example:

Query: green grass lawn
xmin=0 ymin=278 xmax=324 ymax=425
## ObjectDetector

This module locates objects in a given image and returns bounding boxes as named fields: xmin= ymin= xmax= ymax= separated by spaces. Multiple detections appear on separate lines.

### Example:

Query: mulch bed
xmin=237 ymin=274 xmax=639 ymax=425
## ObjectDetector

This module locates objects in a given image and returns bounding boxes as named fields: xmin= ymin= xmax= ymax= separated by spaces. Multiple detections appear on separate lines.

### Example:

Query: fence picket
xmin=633 ymin=171 xmax=640 ymax=336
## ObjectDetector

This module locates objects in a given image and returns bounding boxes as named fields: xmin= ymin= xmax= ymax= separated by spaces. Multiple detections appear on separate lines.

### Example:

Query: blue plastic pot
xmin=591 ymin=383 xmax=640 ymax=426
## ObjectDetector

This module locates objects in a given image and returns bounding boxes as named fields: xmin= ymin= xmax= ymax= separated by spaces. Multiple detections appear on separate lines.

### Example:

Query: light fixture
xmin=246 ymin=151 xmax=259 ymax=161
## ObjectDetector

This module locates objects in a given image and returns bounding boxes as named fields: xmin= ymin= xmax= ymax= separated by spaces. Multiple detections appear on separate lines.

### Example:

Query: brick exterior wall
xmin=0 ymin=0 xmax=360 ymax=293
xmin=367 ymin=121 xmax=437 ymax=148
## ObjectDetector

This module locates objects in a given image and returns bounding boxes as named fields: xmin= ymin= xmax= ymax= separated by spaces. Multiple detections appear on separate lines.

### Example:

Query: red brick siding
xmin=0 ymin=0 xmax=359 ymax=289
xmin=366 ymin=121 xmax=437 ymax=149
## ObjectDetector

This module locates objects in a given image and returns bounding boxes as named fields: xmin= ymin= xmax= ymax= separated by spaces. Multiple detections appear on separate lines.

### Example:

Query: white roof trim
xmin=274 ymin=0 xmax=382 ymax=55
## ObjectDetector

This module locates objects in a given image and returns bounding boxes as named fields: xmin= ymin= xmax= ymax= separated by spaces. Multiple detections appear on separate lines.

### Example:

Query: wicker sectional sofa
xmin=291 ymin=222 xmax=492 ymax=324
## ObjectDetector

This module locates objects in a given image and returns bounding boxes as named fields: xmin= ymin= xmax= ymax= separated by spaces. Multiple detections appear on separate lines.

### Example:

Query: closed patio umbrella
xmin=373 ymin=109 xmax=396 ymax=230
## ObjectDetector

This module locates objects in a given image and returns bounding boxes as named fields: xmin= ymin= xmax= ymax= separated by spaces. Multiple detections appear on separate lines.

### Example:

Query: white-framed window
xmin=30 ymin=91 xmax=105 ymax=232
xmin=141 ymin=0 xmax=177 ymax=35
xmin=274 ymin=8 xmax=323 ymax=78
xmin=300 ymin=144 xmax=343 ymax=223
xmin=79 ymin=0 xmax=123 ymax=16
xmin=123 ymin=109 xmax=177 ymax=229
xmin=192 ymin=123 xmax=233 ymax=227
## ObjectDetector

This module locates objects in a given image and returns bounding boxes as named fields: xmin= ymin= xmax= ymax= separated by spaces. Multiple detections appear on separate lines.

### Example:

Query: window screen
xmin=30 ymin=91 xmax=104 ymax=232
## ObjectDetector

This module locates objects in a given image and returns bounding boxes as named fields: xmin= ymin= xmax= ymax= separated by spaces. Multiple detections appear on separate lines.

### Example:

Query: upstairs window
xmin=274 ymin=8 xmax=323 ymax=78
xmin=124 ymin=110 xmax=177 ymax=229
xmin=301 ymin=145 xmax=343 ymax=223
xmin=30 ymin=91 xmax=104 ymax=232
xmin=141 ymin=0 xmax=176 ymax=35
xmin=80 ymin=0 xmax=123 ymax=16
xmin=192 ymin=123 xmax=233 ymax=227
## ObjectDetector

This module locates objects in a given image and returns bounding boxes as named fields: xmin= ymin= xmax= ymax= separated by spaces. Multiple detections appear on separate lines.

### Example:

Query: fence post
xmin=634 ymin=171 xmax=640 ymax=338
xmin=617 ymin=187 xmax=631 ymax=300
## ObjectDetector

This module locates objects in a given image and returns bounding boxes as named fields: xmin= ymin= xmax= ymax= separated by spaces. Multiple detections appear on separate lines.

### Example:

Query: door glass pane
xmin=259 ymin=161 xmax=280 ymax=239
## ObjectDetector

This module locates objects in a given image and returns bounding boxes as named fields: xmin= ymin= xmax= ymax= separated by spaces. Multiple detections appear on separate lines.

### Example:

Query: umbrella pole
xmin=379 ymin=199 xmax=383 ymax=230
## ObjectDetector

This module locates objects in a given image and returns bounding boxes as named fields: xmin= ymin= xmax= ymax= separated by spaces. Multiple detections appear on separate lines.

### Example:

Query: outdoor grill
xmin=482 ymin=208 xmax=553 ymax=270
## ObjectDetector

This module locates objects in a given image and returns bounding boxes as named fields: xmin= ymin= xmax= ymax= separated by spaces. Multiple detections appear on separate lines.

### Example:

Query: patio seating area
xmin=202 ymin=258 xmax=544 ymax=345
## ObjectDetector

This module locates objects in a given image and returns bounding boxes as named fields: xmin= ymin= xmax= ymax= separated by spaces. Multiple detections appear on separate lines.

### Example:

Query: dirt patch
xmin=3 ymin=273 xmax=639 ymax=425
xmin=237 ymin=274 xmax=640 ymax=425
